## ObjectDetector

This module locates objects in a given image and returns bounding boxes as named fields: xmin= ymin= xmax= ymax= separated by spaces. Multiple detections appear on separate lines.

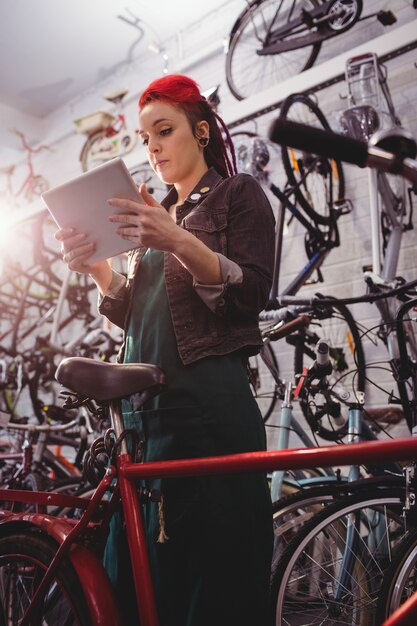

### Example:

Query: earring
xmin=198 ymin=137 xmax=209 ymax=147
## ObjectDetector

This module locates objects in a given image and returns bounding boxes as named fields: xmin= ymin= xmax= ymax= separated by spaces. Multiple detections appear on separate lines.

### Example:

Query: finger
xmin=109 ymin=213 xmax=139 ymax=225
xmin=108 ymin=197 xmax=140 ymax=212
xmin=60 ymin=232 xmax=88 ymax=253
xmin=116 ymin=226 xmax=141 ymax=240
xmin=54 ymin=227 xmax=74 ymax=241
xmin=63 ymin=241 xmax=95 ymax=263
xmin=139 ymin=183 xmax=159 ymax=207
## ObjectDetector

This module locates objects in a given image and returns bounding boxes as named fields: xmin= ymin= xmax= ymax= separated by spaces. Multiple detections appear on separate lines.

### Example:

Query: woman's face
xmin=138 ymin=101 xmax=208 ymax=187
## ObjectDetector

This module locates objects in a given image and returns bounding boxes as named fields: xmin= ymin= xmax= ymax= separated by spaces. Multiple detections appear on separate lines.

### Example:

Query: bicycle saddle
xmin=56 ymin=357 xmax=167 ymax=404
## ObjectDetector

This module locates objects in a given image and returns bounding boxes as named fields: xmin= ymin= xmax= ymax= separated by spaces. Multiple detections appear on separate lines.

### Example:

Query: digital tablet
xmin=42 ymin=157 xmax=142 ymax=263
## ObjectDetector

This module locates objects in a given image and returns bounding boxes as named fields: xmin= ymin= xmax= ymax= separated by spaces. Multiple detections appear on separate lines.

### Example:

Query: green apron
xmin=104 ymin=248 xmax=272 ymax=626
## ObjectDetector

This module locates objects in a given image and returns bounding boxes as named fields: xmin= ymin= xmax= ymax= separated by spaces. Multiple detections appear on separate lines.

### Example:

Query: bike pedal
xmin=334 ymin=198 xmax=353 ymax=216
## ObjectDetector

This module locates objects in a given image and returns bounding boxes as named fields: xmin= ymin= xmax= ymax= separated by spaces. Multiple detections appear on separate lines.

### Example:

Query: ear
xmin=196 ymin=120 xmax=209 ymax=140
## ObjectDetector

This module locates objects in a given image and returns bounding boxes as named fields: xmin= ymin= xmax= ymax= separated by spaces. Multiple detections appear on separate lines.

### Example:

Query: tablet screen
xmin=42 ymin=157 xmax=142 ymax=262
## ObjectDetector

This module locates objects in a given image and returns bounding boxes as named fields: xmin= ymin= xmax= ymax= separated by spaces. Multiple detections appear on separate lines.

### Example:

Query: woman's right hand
xmin=54 ymin=227 xmax=106 ymax=275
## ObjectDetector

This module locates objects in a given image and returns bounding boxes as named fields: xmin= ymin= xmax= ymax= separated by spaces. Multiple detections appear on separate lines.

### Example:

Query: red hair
xmin=139 ymin=74 xmax=237 ymax=178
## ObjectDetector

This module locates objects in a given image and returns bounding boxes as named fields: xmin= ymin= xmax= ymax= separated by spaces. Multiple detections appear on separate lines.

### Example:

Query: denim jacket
xmin=98 ymin=168 xmax=275 ymax=364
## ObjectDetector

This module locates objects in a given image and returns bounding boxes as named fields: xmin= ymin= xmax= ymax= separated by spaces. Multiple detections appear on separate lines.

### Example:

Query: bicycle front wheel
xmin=293 ymin=298 xmax=365 ymax=440
xmin=271 ymin=489 xmax=406 ymax=625
xmin=226 ymin=0 xmax=322 ymax=101
xmin=0 ymin=529 xmax=91 ymax=625
xmin=279 ymin=93 xmax=345 ymax=225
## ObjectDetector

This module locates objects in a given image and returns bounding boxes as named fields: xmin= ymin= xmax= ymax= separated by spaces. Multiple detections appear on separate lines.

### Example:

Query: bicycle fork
xmin=333 ymin=398 xmax=364 ymax=606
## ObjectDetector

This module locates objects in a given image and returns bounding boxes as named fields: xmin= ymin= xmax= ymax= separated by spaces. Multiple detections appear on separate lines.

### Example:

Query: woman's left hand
xmin=108 ymin=183 xmax=181 ymax=252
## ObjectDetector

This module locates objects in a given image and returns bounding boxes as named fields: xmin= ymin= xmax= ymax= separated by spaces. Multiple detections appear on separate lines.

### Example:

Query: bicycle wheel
xmin=0 ymin=529 xmax=90 ymax=625
xmin=129 ymin=163 xmax=169 ymax=203
xmin=80 ymin=130 xmax=107 ymax=172
xmin=271 ymin=488 xmax=407 ymax=625
xmin=272 ymin=475 xmax=405 ymax=571
xmin=279 ymin=93 xmax=345 ymax=225
xmin=226 ymin=0 xmax=322 ymax=101
xmin=248 ymin=342 xmax=282 ymax=422
xmin=293 ymin=298 xmax=366 ymax=440
xmin=376 ymin=527 xmax=417 ymax=622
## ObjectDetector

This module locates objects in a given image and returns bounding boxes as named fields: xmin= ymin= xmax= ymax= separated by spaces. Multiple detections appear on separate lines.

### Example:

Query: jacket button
xmin=103 ymin=301 xmax=112 ymax=310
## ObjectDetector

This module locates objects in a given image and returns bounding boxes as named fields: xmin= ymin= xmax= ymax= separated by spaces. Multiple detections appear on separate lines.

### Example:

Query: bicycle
xmin=225 ymin=0 xmax=399 ymax=101
xmin=74 ymin=88 xmax=138 ymax=172
xmin=1 ymin=355 xmax=417 ymax=625
xmin=232 ymin=93 xmax=364 ymax=423
xmin=0 ymin=128 xmax=50 ymax=207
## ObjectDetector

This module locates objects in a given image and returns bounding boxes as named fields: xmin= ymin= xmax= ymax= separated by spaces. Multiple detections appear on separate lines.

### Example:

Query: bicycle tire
xmin=249 ymin=342 xmax=281 ymax=422
xmin=129 ymin=163 xmax=169 ymax=203
xmin=375 ymin=526 xmax=417 ymax=622
xmin=293 ymin=297 xmax=366 ymax=440
xmin=0 ymin=529 xmax=91 ymax=625
xmin=80 ymin=130 xmax=107 ymax=172
xmin=279 ymin=93 xmax=345 ymax=225
xmin=225 ymin=0 xmax=322 ymax=101
xmin=271 ymin=474 xmax=405 ymax=575
xmin=270 ymin=488 xmax=407 ymax=625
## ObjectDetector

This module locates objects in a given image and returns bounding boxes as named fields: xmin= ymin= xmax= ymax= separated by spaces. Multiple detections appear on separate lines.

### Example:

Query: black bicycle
xmin=226 ymin=0 xmax=397 ymax=100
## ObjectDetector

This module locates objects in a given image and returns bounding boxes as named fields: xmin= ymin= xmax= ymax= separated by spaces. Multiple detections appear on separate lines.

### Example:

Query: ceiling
xmin=0 ymin=0 xmax=232 ymax=156
xmin=0 ymin=0 xmax=231 ymax=118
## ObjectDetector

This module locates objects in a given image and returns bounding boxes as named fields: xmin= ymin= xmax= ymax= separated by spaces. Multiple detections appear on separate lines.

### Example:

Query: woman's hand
xmin=108 ymin=184 xmax=182 ymax=252
xmin=55 ymin=227 xmax=114 ymax=294
xmin=109 ymin=184 xmax=222 ymax=284
xmin=55 ymin=228 xmax=101 ymax=273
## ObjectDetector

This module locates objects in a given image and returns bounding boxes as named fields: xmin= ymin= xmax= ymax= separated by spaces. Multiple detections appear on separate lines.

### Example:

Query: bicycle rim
xmin=226 ymin=0 xmax=321 ymax=101
xmin=279 ymin=93 xmax=345 ymax=225
xmin=272 ymin=490 xmax=406 ymax=625
xmin=376 ymin=527 xmax=417 ymax=622
xmin=0 ymin=530 xmax=90 ymax=625
xmin=293 ymin=298 xmax=365 ymax=440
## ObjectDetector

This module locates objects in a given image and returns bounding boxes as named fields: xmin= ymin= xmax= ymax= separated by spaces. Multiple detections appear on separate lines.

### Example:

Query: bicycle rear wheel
xmin=292 ymin=298 xmax=365 ymax=440
xmin=271 ymin=488 xmax=407 ymax=625
xmin=279 ymin=93 xmax=345 ymax=225
xmin=80 ymin=130 xmax=107 ymax=172
xmin=0 ymin=529 xmax=90 ymax=625
xmin=226 ymin=0 xmax=321 ymax=101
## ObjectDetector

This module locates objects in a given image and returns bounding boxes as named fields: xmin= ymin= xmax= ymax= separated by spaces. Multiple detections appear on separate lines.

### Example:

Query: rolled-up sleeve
xmin=98 ymin=270 xmax=129 ymax=329
xmin=192 ymin=253 xmax=243 ymax=313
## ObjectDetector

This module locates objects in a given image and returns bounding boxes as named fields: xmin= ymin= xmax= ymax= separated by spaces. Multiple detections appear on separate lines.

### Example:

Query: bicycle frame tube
xmin=0 ymin=483 xmax=123 ymax=626
xmin=258 ymin=0 xmax=347 ymax=55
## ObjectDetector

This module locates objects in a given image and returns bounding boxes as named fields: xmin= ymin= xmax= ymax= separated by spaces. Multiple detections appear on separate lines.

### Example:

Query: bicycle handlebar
xmin=268 ymin=119 xmax=417 ymax=184
xmin=264 ymin=277 xmax=417 ymax=309
xmin=5 ymin=418 xmax=80 ymax=433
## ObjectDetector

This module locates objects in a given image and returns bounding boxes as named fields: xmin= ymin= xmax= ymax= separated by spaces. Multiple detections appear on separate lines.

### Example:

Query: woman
xmin=56 ymin=74 xmax=275 ymax=626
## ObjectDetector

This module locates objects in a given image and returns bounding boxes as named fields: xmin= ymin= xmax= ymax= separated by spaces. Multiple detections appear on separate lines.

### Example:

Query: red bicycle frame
xmin=1 ymin=435 xmax=417 ymax=626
